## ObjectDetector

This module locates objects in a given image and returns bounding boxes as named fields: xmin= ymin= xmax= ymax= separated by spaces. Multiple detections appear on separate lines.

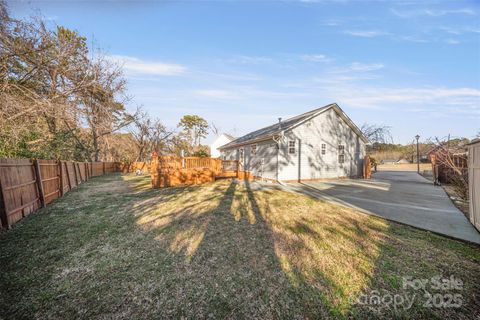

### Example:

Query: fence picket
xmin=33 ymin=160 xmax=45 ymax=208
xmin=0 ymin=159 xmax=125 ymax=229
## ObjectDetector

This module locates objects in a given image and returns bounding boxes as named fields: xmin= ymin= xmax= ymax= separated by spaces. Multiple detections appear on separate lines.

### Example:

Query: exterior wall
xmin=220 ymin=140 xmax=278 ymax=180
xmin=279 ymin=107 xmax=365 ymax=181
xmin=210 ymin=134 xmax=234 ymax=158
xmin=468 ymin=141 xmax=480 ymax=231
xmin=245 ymin=140 xmax=278 ymax=180
xmin=220 ymin=108 xmax=365 ymax=181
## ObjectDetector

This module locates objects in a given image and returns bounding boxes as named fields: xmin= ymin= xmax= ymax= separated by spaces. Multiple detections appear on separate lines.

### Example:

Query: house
xmin=219 ymin=103 xmax=368 ymax=182
xmin=210 ymin=133 xmax=235 ymax=158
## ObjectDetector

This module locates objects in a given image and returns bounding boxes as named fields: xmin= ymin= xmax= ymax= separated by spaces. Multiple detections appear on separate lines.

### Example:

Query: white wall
xmin=220 ymin=108 xmax=365 ymax=181
xmin=279 ymin=107 xmax=365 ymax=181
xmin=221 ymin=140 xmax=278 ymax=180
xmin=210 ymin=134 xmax=234 ymax=158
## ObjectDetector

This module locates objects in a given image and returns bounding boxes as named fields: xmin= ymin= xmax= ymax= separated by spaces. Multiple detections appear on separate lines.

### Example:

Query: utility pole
xmin=415 ymin=134 xmax=420 ymax=173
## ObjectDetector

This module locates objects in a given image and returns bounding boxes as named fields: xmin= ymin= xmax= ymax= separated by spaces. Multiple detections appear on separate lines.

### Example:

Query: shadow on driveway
xmin=285 ymin=171 xmax=480 ymax=244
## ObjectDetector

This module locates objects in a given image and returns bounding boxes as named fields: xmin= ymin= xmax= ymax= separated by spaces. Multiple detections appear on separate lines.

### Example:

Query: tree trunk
xmin=92 ymin=124 xmax=100 ymax=161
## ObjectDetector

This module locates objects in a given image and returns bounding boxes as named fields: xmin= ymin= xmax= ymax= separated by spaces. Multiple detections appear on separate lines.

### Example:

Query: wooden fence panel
xmin=77 ymin=162 xmax=87 ymax=182
xmin=151 ymin=157 xmax=241 ymax=188
xmin=0 ymin=158 xmax=125 ymax=229
xmin=0 ymin=159 xmax=41 ymax=227
xmin=65 ymin=161 xmax=77 ymax=188
xmin=91 ymin=162 xmax=104 ymax=177
xmin=60 ymin=161 xmax=70 ymax=194
xmin=38 ymin=160 xmax=61 ymax=205
xmin=104 ymin=162 xmax=116 ymax=173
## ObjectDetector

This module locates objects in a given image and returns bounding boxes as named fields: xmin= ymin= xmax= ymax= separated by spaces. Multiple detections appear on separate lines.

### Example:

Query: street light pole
xmin=415 ymin=134 xmax=420 ymax=173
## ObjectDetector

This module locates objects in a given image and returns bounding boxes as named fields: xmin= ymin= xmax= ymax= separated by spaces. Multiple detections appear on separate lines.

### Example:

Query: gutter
xmin=218 ymin=134 xmax=277 ymax=151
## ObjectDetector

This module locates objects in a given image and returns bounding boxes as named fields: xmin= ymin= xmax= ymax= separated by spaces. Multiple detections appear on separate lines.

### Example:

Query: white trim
xmin=288 ymin=140 xmax=296 ymax=154
xmin=219 ymin=103 xmax=368 ymax=151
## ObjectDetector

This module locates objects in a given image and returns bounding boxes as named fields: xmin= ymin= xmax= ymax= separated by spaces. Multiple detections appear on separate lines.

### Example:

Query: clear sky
xmin=9 ymin=0 xmax=480 ymax=144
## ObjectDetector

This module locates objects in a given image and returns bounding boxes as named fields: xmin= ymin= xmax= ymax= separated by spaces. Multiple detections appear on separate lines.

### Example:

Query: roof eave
xmin=219 ymin=135 xmax=276 ymax=150
xmin=286 ymin=103 xmax=369 ymax=144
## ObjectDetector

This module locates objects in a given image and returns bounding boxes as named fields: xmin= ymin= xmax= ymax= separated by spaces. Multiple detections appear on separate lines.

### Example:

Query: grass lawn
xmin=1 ymin=174 xmax=479 ymax=319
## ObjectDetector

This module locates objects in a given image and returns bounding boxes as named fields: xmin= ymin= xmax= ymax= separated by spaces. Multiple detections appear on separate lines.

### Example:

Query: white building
xmin=210 ymin=133 xmax=235 ymax=158
xmin=219 ymin=103 xmax=368 ymax=182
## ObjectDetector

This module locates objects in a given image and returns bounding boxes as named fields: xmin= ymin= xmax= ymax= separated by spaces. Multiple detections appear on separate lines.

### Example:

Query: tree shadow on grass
xmin=126 ymin=177 xmax=388 ymax=318
xmin=2 ymin=174 xmax=479 ymax=319
xmin=0 ymin=174 xmax=391 ymax=319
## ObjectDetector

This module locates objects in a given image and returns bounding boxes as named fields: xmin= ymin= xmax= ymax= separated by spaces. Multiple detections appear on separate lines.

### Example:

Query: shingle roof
xmin=220 ymin=103 xmax=343 ymax=150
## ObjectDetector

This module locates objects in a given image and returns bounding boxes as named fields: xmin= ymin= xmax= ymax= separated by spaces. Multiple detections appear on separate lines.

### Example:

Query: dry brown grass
xmin=1 ymin=174 xmax=479 ymax=319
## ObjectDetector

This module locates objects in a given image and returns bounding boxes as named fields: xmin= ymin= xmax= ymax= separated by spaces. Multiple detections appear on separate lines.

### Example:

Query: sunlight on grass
xmin=1 ymin=175 xmax=479 ymax=319
xmin=249 ymin=188 xmax=389 ymax=316
xmin=133 ymin=182 xmax=223 ymax=260
xmin=130 ymin=177 xmax=391 ymax=316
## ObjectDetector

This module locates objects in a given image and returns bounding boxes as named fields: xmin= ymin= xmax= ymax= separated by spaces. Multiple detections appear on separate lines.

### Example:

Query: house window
xmin=338 ymin=145 xmax=345 ymax=163
xmin=239 ymin=148 xmax=244 ymax=160
xmin=321 ymin=143 xmax=326 ymax=155
xmin=251 ymin=144 xmax=257 ymax=155
xmin=288 ymin=140 xmax=296 ymax=154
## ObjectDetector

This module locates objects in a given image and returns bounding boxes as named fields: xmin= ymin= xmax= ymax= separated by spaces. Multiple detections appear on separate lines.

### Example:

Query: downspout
xmin=276 ymin=117 xmax=282 ymax=184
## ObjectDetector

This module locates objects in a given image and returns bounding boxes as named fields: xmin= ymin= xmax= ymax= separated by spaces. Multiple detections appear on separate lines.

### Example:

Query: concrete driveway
xmin=285 ymin=171 xmax=480 ymax=244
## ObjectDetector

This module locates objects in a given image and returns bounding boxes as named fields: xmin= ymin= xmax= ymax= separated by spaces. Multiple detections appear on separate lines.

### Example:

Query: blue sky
xmin=9 ymin=0 xmax=480 ymax=144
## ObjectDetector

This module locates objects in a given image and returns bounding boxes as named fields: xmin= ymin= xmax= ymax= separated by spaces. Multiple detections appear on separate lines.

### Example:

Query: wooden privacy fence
xmin=363 ymin=155 xmax=371 ymax=179
xmin=117 ymin=161 xmax=152 ymax=174
xmin=0 ymin=159 xmax=119 ymax=229
xmin=151 ymin=156 xmax=245 ymax=188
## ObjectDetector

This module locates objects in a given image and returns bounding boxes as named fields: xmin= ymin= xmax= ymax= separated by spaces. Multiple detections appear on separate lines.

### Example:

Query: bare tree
xmin=210 ymin=122 xmax=220 ymax=136
xmin=131 ymin=110 xmax=172 ymax=161
xmin=431 ymin=138 xmax=468 ymax=199
xmin=360 ymin=123 xmax=393 ymax=145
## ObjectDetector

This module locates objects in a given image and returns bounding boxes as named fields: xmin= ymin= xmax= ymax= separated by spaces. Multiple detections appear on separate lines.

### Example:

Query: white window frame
xmin=251 ymin=144 xmax=257 ymax=155
xmin=288 ymin=140 xmax=296 ymax=154
xmin=338 ymin=145 xmax=345 ymax=163
xmin=321 ymin=143 xmax=326 ymax=155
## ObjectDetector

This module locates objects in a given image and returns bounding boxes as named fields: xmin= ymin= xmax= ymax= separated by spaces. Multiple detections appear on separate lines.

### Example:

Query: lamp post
xmin=415 ymin=134 xmax=420 ymax=173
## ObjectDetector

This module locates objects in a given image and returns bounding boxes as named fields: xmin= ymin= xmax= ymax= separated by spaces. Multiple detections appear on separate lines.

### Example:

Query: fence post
xmin=0 ymin=168 xmax=9 ymax=228
xmin=363 ymin=155 xmax=371 ymax=179
xmin=59 ymin=161 xmax=64 ymax=196
xmin=73 ymin=162 xmax=79 ymax=186
xmin=65 ymin=162 xmax=72 ymax=191
xmin=33 ymin=159 xmax=45 ymax=208
xmin=77 ymin=162 xmax=83 ymax=182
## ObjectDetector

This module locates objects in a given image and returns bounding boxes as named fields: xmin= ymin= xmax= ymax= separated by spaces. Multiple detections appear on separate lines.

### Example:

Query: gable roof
xmin=223 ymin=133 xmax=236 ymax=141
xmin=219 ymin=103 xmax=368 ymax=150
xmin=211 ymin=133 xmax=235 ymax=144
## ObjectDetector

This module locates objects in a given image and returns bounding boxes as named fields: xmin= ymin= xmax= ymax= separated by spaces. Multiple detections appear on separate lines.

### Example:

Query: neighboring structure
xmin=468 ymin=139 xmax=480 ymax=232
xmin=210 ymin=133 xmax=235 ymax=158
xmin=219 ymin=103 xmax=368 ymax=182
xmin=429 ymin=145 xmax=468 ymax=184
xmin=396 ymin=158 xmax=410 ymax=164
xmin=381 ymin=159 xmax=398 ymax=165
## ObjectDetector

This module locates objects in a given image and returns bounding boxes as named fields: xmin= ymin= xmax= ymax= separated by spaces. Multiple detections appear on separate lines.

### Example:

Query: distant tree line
xmin=361 ymin=123 xmax=471 ymax=163
xmin=0 ymin=1 xmax=212 ymax=162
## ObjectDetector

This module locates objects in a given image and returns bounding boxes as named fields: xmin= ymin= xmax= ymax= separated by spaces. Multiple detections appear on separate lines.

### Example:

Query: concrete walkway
xmin=284 ymin=171 xmax=480 ymax=244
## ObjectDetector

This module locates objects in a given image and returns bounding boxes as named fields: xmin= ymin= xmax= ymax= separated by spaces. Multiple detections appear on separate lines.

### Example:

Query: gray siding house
xmin=219 ymin=103 xmax=368 ymax=182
